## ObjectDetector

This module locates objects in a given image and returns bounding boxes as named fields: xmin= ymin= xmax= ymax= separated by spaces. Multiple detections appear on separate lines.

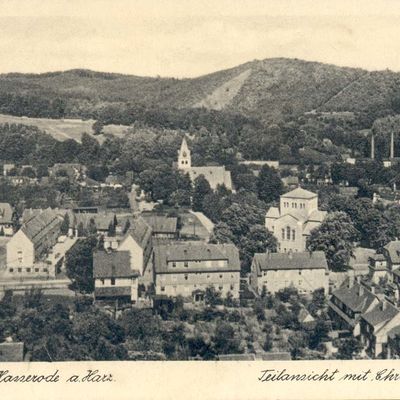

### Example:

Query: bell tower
xmin=177 ymin=136 xmax=191 ymax=169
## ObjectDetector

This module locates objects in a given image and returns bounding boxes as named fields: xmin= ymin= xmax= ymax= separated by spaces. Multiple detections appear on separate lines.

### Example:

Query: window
xmin=184 ymin=274 xmax=188 ymax=280
xmin=286 ymin=226 xmax=291 ymax=240
xmin=292 ymin=229 xmax=296 ymax=241
xmin=35 ymin=268 xmax=39 ymax=273
xmin=218 ymin=285 xmax=223 ymax=290
xmin=111 ymin=278 xmax=116 ymax=286
xmin=298 ymin=270 xmax=302 ymax=275
xmin=9 ymin=268 xmax=13 ymax=273
xmin=161 ymin=286 xmax=165 ymax=292
xmin=172 ymin=262 xmax=176 ymax=268
xmin=18 ymin=268 xmax=22 ymax=273
xmin=219 ymin=274 xmax=223 ymax=279
xmin=184 ymin=262 xmax=189 ymax=268
xmin=43 ymin=268 xmax=48 ymax=273
xmin=230 ymin=284 xmax=234 ymax=290
xmin=100 ymin=278 xmax=105 ymax=285
xmin=26 ymin=268 xmax=31 ymax=273
xmin=281 ymin=229 xmax=285 ymax=240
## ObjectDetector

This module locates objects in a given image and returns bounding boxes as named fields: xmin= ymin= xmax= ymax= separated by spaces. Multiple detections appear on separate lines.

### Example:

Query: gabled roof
xmin=20 ymin=208 xmax=64 ymax=246
xmin=75 ymin=212 xmax=115 ymax=231
xmin=0 ymin=203 xmax=13 ymax=225
xmin=93 ymin=250 xmax=133 ymax=278
xmin=349 ymin=247 xmax=376 ymax=270
xmin=362 ymin=301 xmax=399 ymax=328
xmin=253 ymin=251 xmax=327 ymax=272
xmin=281 ymin=187 xmax=317 ymax=199
xmin=154 ymin=242 xmax=240 ymax=274
xmin=189 ymin=166 xmax=232 ymax=190
xmin=384 ymin=241 xmax=400 ymax=264
xmin=142 ymin=215 xmax=177 ymax=234
xmin=125 ymin=217 xmax=152 ymax=249
xmin=0 ymin=342 xmax=24 ymax=361
xmin=331 ymin=279 xmax=377 ymax=313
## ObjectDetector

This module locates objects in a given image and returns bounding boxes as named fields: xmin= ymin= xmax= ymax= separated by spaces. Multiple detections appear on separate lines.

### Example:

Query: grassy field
xmin=0 ymin=114 xmax=129 ymax=143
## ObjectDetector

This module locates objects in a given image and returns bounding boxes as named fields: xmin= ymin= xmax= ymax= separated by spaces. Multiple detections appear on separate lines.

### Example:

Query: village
xmin=2 ymin=126 xmax=400 ymax=362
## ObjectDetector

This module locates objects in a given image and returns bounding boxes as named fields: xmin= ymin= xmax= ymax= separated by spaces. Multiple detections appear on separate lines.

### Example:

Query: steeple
xmin=177 ymin=136 xmax=191 ymax=169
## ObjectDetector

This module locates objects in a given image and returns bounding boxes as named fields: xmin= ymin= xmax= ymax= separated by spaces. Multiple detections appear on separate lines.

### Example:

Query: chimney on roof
xmin=356 ymin=275 xmax=361 ymax=284
xmin=348 ymin=275 xmax=354 ymax=288
xmin=358 ymin=285 xmax=364 ymax=297
xmin=382 ymin=300 xmax=387 ymax=311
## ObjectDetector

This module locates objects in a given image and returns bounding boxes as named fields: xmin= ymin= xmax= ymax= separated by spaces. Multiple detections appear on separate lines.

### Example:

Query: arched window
xmin=292 ymin=229 xmax=296 ymax=241
xmin=281 ymin=228 xmax=285 ymax=240
xmin=286 ymin=226 xmax=291 ymax=240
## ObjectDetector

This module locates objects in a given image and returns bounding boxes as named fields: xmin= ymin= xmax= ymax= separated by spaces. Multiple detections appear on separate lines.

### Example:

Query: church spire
xmin=177 ymin=136 xmax=191 ymax=169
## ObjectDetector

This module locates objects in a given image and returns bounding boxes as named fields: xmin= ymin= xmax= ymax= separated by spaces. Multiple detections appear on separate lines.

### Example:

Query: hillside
xmin=2 ymin=58 xmax=400 ymax=123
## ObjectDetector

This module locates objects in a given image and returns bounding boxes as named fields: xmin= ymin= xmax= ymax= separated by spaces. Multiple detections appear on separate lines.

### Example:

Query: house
xmin=117 ymin=217 xmax=153 ymax=285
xmin=0 ymin=203 xmax=14 ymax=236
xmin=328 ymin=277 xmax=379 ymax=335
xmin=0 ymin=341 xmax=25 ymax=362
xmin=93 ymin=250 xmax=139 ymax=303
xmin=265 ymin=187 xmax=327 ymax=253
xmin=282 ymin=176 xmax=299 ymax=189
xmin=141 ymin=215 xmax=178 ymax=239
xmin=153 ymin=242 xmax=241 ymax=301
xmin=2 ymin=163 xmax=15 ymax=176
xmin=176 ymin=137 xmax=233 ymax=191
xmin=298 ymin=306 xmax=316 ymax=330
xmin=250 ymin=250 xmax=329 ymax=295
xmin=349 ymin=247 xmax=376 ymax=276
xmin=6 ymin=208 xmax=65 ymax=277
xmin=360 ymin=299 xmax=400 ymax=358
xmin=383 ymin=240 xmax=400 ymax=273
xmin=368 ymin=254 xmax=389 ymax=284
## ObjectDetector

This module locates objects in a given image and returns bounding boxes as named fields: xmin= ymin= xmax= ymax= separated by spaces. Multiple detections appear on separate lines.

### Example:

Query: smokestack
xmin=391 ymin=131 xmax=395 ymax=159
xmin=371 ymin=134 xmax=375 ymax=159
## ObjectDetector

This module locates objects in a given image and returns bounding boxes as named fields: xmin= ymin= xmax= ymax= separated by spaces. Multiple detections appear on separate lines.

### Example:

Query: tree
xmin=256 ymin=165 xmax=283 ymax=203
xmin=65 ymin=237 xmax=97 ymax=293
xmin=336 ymin=337 xmax=363 ymax=360
xmin=204 ymin=286 xmax=222 ymax=307
xmin=92 ymin=120 xmax=104 ymax=135
xmin=306 ymin=212 xmax=360 ymax=271
xmin=123 ymin=219 xmax=131 ymax=234
xmin=240 ymin=225 xmax=277 ymax=273
xmin=60 ymin=213 xmax=70 ymax=235
xmin=21 ymin=167 xmax=36 ymax=178
xmin=108 ymin=221 xmax=116 ymax=236
xmin=77 ymin=221 xmax=85 ymax=237
xmin=213 ymin=321 xmax=242 ymax=355
xmin=192 ymin=175 xmax=212 ymax=212
xmin=209 ymin=222 xmax=235 ymax=244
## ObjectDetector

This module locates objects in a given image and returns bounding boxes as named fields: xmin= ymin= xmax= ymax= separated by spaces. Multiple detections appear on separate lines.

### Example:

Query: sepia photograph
xmin=2 ymin=0 xmax=400 ymax=398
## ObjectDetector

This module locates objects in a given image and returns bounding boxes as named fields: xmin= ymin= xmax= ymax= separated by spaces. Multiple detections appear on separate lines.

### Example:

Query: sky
xmin=1 ymin=0 xmax=400 ymax=77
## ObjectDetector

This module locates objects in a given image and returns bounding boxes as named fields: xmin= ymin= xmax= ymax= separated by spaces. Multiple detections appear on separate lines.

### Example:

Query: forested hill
xmin=2 ymin=58 xmax=400 ymax=123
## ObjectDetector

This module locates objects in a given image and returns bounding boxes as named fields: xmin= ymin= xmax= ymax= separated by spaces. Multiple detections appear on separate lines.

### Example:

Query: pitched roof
xmin=258 ymin=352 xmax=292 ymax=361
xmin=75 ymin=212 xmax=115 ymax=231
xmin=126 ymin=217 xmax=152 ymax=249
xmin=362 ymin=301 xmax=399 ymax=328
xmin=0 ymin=342 xmax=24 ymax=361
xmin=0 ymin=203 xmax=13 ymax=225
xmin=349 ymin=247 xmax=376 ymax=270
xmin=93 ymin=250 xmax=133 ymax=278
xmin=331 ymin=279 xmax=377 ymax=313
xmin=218 ymin=354 xmax=256 ymax=361
xmin=153 ymin=242 xmax=240 ymax=274
xmin=308 ymin=209 xmax=327 ymax=222
xmin=188 ymin=166 xmax=232 ymax=190
xmin=20 ymin=208 xmax=64 ymax=247
xmin=252 ymin=251 xmax=327 ymax=272
xmin=142 ymin=215 xmax=177 ymax=234
xmin=281 ymin=187 xmax=317 ymax=199
xmin=95 ymin=286 xmax=132 ymax=298
xmin=266 ymin=207 xmax=280 ymax=219
xmin=384 ymin=241 xmax=400 ymax=264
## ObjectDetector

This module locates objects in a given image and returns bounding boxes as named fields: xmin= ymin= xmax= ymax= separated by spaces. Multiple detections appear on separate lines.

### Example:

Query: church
xmin=265 ymin=187 xmax=327 ymax=253
xmin=176 ymin=137 xmax=233 ymax=191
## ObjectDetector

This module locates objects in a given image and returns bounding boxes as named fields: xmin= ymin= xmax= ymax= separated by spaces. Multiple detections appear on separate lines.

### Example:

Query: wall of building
xmin=6 ymin=230 xmax=34 ymax=268
xmin=257 ymin=268 xmax=328 ymax=294
xmin=95 ymin=277 xmax=132 ymax=288
xmin=118 ymin=236 xmax=144 ymax=275
xmin=155 ymin=271 xmax=240 ymax=298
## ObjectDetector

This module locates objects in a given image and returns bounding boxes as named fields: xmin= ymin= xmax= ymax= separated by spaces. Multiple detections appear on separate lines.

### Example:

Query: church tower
xmin=177 ymin=136 xmax=191 ymax=169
